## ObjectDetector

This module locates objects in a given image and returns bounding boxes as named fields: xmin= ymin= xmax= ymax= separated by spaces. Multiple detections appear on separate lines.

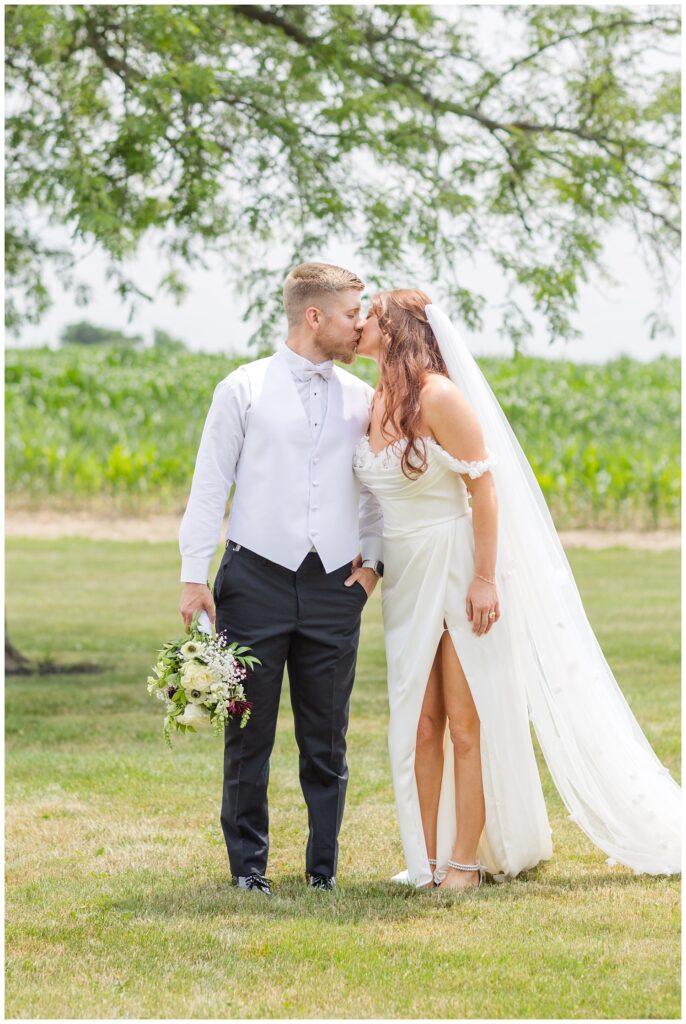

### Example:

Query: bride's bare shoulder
xmin=419 ymin=373 xmax=465 ymax=412
xmin=420 ymin=372 xmax=481 ymax=446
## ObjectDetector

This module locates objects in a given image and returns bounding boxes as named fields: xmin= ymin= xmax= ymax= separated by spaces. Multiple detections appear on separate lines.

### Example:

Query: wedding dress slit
xmin=415 ymin=626 xmax=486 ymax=885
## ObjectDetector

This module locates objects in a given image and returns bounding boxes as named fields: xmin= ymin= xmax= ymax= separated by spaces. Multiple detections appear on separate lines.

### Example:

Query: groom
xmin=178 ymin=262 xmax=384 ymax=895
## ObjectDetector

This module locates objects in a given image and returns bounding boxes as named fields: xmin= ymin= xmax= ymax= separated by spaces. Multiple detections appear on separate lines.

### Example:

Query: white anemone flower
xmin=180 ymin=640 xmax=204 ymax=660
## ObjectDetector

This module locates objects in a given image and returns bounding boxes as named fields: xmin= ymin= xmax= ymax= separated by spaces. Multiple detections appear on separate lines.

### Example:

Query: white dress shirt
xmin=281 ymin=345 xmax=331 ymax=551
xmin=281 ymin=343 xmax=332 ymax=443
xmin=179 ymin=345 xmax=383 ymax=583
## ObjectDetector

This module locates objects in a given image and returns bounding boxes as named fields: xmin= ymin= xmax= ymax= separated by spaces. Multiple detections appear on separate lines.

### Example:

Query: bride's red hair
xmin=371 ymin=289 xmax=448 ymax=479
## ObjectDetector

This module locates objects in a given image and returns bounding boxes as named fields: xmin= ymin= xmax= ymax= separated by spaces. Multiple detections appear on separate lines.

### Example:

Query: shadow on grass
xmin=11 ymin=660 xmax=105 ymax=676
xmin=113 ymin=864 xmax=672 ymax=925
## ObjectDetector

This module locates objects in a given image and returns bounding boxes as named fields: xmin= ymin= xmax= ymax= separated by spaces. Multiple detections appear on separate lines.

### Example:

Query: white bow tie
xmin=295 ymin=363 xmax=333 ymax=382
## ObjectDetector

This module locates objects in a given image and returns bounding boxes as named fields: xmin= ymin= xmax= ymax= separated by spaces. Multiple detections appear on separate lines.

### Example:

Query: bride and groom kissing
xmin=178 ymin=261 xmax=680 ymax=897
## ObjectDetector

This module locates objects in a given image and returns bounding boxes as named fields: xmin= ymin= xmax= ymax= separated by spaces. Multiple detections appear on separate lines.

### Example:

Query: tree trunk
xmin=5 ymin=617 xmax=32 ymax=675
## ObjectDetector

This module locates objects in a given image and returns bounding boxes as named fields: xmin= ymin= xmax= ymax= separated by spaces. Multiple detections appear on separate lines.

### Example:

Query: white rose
xmin=177 ymin=703 xmax=210 ymax=729
xmin=181 ymin=662 xmax=215 ymax=697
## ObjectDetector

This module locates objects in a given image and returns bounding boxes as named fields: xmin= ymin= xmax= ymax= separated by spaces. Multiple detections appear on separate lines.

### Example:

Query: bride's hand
xmin=466 ymin=578 xmax=500 ymax=636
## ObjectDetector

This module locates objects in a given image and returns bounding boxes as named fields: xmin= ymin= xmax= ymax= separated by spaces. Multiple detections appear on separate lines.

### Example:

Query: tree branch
xmin=475 ymin=14 xmax=679 ymax=102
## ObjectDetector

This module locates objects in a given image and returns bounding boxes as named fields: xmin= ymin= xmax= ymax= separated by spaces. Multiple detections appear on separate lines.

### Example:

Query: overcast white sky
xmin=11 ymin=221 xmax=681 ymax=363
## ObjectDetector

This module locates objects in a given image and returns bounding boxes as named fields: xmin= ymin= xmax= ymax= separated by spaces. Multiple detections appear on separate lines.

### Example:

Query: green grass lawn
xmin=5 ymin=538 xmax=681 ymax=1018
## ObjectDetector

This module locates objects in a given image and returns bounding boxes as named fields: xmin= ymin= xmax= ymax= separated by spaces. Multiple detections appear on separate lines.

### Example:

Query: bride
xmin=352 ymin=288 xmax=681 ymax=891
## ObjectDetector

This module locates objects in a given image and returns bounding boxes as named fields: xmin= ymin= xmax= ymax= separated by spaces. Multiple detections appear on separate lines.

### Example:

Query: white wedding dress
xmin=353 ymin=434 xmax=554 ymax=887
xmin=353 ymin=428 xmax=680 ymax=887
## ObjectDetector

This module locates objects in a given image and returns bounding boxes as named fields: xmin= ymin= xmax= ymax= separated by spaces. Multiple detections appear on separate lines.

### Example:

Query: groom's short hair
xmin=283 ymin=263 xmax=364 ymax=327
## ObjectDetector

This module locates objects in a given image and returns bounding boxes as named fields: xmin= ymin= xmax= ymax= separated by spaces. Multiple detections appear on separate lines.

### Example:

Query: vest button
xmin=312 ymin=457 xmax=319 ymax=463
xmin=312 ymin=481 xmax=319 ymax=487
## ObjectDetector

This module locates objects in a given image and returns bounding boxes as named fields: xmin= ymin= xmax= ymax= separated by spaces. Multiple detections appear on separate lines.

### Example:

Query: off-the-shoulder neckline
xmin=355 ymin=434 xmax=497 ymax=478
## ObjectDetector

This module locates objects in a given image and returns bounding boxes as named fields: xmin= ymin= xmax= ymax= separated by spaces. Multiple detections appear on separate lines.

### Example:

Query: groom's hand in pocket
xmin=344 ymin=556 xmax=379 ymax=599
xmin=179 ymin=583 xmax=216 ymax=628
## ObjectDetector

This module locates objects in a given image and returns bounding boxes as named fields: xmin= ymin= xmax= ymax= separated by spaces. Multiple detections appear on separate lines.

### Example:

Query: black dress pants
xmin=214 ymin=541 xmax=368 ymax=879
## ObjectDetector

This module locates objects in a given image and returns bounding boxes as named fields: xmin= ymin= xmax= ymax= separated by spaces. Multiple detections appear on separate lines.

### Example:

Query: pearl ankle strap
xmin=448 ymin=859 xmax=482 ymax=872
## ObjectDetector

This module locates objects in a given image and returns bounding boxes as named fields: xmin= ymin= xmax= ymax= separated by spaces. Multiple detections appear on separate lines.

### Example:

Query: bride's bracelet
xmin=474 ymin=572 xmax=496 ymax=585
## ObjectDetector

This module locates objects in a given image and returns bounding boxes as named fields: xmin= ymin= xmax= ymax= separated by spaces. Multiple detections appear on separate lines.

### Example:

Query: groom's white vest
xmin=226 ymin=349 xmax=373 ymax=572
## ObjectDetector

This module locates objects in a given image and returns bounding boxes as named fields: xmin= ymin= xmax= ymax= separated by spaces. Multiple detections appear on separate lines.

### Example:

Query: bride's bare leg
xmin=415 ymin=644 xmax=446 ymax=866
xmin=439 ymin=631 xmax=485 ymax=890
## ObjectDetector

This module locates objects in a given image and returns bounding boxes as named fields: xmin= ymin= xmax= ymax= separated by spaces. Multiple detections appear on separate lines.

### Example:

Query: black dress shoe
xmin=234 ymin=873 xmax=273 ymax=896
xmin=308 ymin=873 xmax=336 ymax=890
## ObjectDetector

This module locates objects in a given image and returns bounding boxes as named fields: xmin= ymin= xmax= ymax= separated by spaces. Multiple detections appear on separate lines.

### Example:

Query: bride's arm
xmin=421 ymin=375 xmax=500 ymax=637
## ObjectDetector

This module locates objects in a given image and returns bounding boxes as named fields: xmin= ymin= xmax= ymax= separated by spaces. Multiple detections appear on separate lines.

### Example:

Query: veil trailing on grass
xmin=425 ymin=303 xmax=681 ymax=875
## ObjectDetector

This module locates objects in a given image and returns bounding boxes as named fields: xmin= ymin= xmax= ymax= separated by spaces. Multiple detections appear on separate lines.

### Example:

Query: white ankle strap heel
xmin=447 ymin=859 xmax=485 ymax=888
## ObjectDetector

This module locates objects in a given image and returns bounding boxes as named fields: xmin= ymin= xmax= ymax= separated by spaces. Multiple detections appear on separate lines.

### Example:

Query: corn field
xmin=5 ymin=346 xmax=680 ymax=528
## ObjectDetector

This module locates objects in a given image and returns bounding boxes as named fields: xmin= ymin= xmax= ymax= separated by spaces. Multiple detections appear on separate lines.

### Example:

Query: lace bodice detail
xmin=353 ymin=434 xmax=497 ymax=479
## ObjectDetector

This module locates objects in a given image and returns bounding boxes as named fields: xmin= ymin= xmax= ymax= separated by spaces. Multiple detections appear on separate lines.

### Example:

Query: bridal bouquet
xmin=147 ymin=612 xmax=260 ymax=746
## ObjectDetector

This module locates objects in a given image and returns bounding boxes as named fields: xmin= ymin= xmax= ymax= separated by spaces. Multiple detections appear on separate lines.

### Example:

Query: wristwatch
xmin=361 ymin=559 xmax=384 ymax=578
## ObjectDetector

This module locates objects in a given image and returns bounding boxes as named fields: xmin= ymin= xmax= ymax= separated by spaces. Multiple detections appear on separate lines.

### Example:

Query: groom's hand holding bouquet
xmin=179 ymin=581 xmax=216 ymax=629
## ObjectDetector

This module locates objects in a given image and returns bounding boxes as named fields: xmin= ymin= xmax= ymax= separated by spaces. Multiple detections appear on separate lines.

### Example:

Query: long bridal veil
xmin=425 ymin=303 xmax=680 ymax=875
